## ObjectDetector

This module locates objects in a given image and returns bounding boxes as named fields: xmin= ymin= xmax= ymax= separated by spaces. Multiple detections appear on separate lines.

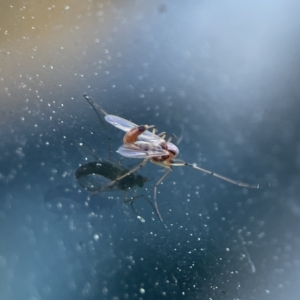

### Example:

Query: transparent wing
xmin=105 ymin=115 xmax=164 ymax=143
xmin=105 ymin=114 xmax=137 ymax=131
xmin=117 ymin=141 xmax=169 ymax=158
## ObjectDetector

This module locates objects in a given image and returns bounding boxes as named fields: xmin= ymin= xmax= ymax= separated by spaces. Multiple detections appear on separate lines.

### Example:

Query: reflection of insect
xmin=75 ymin=159 xmax=147 ymax=195
xmin=83 ymin=94 xmax=259 ymax=221
xmin=76 ymin=96 xmax=157 ymax=219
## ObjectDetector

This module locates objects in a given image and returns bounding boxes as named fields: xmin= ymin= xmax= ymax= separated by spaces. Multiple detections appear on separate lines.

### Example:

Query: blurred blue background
xmin=1 ymin=0 xmax=300 ymax=299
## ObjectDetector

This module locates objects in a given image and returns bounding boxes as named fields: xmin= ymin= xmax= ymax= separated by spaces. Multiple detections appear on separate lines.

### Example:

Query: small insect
xmin=83 ymin=94 xmax=259 ymax=221
xmin=76 ymin=95 xmax=157 ymax=219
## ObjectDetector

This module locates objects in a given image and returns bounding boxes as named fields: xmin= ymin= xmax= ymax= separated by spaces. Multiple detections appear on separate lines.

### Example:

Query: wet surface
xmin=1 ymin=1 xmax=300 ymax=299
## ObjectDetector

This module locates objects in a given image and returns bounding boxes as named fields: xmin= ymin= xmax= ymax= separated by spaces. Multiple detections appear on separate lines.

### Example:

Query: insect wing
xmin=105 ymin=115 xmax=137 ymax=132
xmin=117 ymin=141 xmax=169 ymax=158
xmin=105 ymin=115 xmax=164 ymax=143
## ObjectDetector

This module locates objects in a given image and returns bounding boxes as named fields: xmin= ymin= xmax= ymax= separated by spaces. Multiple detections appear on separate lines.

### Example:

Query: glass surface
xmin=1 ymin=0 xmax=300 ymax=299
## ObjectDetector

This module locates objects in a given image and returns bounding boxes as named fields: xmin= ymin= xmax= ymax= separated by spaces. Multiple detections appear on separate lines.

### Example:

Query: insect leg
xmin=154 ymin=168 xmax=173 ymax=222
xmin=93 ymin=159 xmax=149 ymax=194
xmin=124 ymin=190 xmax=162 ymax=221
xmin=184 ymin=162 xmax=259 ymax=189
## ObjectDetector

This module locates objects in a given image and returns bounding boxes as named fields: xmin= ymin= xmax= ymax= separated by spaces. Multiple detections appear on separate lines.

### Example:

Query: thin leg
xmin=183 ymin=162 xmax=259 ymax=189
xmin=92 ymin=159 xmax=149 ymax=194
xmin=123 ymin=189 xmax=139 ymax=216
xmin=124 ymin=190 xmax=162 ymax=221
xmin=153 ymin=168 xmax=173 ymax=222
xmin=124 ymin=191 xmax=160 ymax=220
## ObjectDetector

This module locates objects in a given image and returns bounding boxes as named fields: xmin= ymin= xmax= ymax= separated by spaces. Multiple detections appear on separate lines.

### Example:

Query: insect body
xmin=83 ymin=94 xmax=259 ymax=221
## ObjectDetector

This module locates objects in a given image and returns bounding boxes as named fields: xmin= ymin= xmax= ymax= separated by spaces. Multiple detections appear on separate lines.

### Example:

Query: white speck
xmin=265 ymin=290 xmax=270 ymax=294
xmin=50 ymin=66 xmax=53 ymax=69
xmin=137 ymin=216 xmax=145 ymax=223
xmin=65 ymin=6 xmax=70 ymax=10
xmin=139 ymin=288 xmax=145 ymax=294
xmin=94 ymin=234 xmax=99 ymax=241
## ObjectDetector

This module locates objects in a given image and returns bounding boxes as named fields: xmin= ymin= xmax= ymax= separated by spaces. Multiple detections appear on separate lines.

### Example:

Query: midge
xmin=83 ymin=94 xmax=259 ymax=221
xmin=76 ymin=95 xmax=158 ymax=219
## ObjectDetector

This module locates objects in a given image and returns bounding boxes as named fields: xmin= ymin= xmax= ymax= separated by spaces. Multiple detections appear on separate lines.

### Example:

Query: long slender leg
xmin=92 ymin=159 xmax=149 ymax=194
xmin=123 ymin=189 xmax=140 ymax=217
xmin=187 ymin=163 xmax=259 ymax=188
xmin=153 ymin=168 xmax=173 ymax=222
xmin=173 ymin=161 xmax=259 ymax=188
xmin=124 ymin=190 xmax=162 ymax=221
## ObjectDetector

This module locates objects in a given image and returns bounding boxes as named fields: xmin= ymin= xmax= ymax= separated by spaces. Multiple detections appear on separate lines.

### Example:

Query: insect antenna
xmin=185 ymin=162 xmax=259 ymax=189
